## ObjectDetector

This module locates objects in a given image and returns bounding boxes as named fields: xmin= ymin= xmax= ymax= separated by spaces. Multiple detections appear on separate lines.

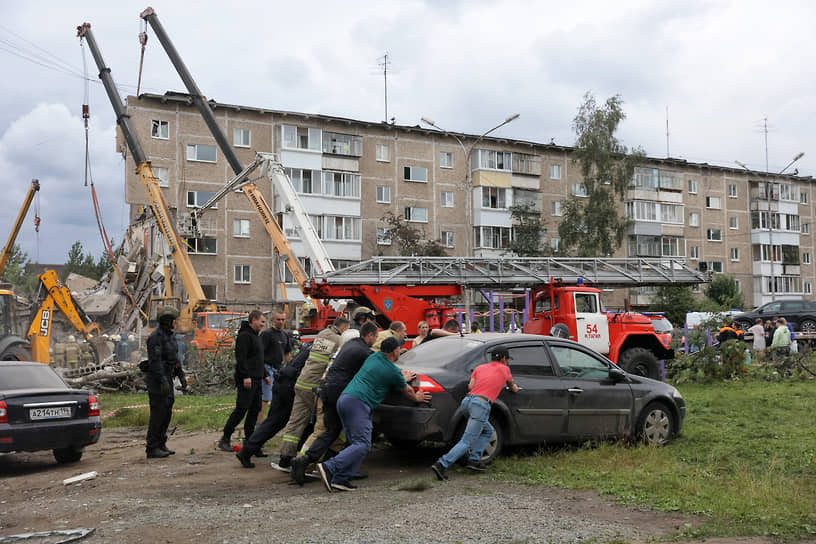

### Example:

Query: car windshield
xmin=0 ymin=364 xmax=67 ymax=390
xmin=206 ymin=313 xmax=246 ymax=330
xmin=401 ymin=337 xmax=482 ymax=367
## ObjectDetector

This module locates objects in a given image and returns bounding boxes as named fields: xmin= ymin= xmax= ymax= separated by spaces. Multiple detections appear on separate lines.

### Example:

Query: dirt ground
xmin=0 ymin=430 xmax=783 ymax=543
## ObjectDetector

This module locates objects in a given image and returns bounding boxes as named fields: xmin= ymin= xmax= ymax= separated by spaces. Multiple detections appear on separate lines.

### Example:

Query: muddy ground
xmin=0 ymin=429 xmax=779 ymax=543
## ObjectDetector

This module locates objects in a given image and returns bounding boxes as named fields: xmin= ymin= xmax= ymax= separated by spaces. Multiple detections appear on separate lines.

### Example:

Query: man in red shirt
xmin=431 ymin=347 xmax=519 ymax=480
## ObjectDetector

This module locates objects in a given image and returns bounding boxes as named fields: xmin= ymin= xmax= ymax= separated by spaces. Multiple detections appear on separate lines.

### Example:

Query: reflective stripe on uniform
xmin=308 ymin=351 xmax=331 ymax=363
xmin=295 ymin=379 xmax=319 ymax=391
xmin=282 ymin=434 xmax=300 ymax=444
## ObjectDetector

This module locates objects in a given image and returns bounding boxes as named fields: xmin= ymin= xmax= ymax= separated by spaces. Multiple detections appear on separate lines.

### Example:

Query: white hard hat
xmin=111 ymin=334 xmax=121 ymax=342
xmin=127 ymin=334 xmax=136 ymax=342
xmin=67 ymin=335 xmax=76 ymax=343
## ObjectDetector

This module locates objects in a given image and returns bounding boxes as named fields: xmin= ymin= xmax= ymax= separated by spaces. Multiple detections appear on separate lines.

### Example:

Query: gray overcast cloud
xmin=1 ymin=0 xmax=814 ymax=263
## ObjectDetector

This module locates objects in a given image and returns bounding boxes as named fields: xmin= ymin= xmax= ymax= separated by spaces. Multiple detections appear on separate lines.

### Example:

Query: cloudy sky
xmin=1 ymin=0 xmax=814 ymax=264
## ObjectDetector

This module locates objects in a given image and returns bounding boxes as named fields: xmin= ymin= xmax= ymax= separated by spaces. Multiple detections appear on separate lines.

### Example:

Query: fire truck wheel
xmin=618 ymin=347 xmax=660 ymax=379
xmin=637 ymin=402 xmax=675 ymax=446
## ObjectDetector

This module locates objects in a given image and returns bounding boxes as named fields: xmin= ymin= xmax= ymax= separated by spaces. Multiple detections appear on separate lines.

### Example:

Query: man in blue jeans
xmin=316 ymin=337 xmax=431 ymax=492
xmin=431 ymin=347 xmax=519 ymax=480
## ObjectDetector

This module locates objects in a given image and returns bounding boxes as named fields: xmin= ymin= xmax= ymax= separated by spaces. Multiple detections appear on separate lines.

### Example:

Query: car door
xmin=573 ymin=292 xmax=611 ymax=355
xmin=547 ymin=342 xmax=633 ymax=440
xmin=500 ymin=343 xmax=567 ymax=442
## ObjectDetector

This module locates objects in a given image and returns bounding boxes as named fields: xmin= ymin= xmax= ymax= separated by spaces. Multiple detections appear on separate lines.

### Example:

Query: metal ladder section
xmin=312 ymin=257 xmax=709 ymax=288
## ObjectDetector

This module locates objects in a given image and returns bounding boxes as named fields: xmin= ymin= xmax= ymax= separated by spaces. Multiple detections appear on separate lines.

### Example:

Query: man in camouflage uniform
xmin=274 ymin=316 xmax=349 ymax=470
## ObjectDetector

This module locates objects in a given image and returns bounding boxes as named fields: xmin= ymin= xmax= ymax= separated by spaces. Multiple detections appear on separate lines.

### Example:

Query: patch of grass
xmin=99 ymin=392 xmax=235 ymax=431
xmin=491 ymin=381 xmax=816 ymax=541
xmin=396 ymin=478 xmax=433 ymax=492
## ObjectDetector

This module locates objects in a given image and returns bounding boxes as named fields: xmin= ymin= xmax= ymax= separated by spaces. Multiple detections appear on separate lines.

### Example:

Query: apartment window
xmin=153 ymin=167 xmax=169 ymax=188
xmin=728 ymin=184 xmax=738 ymax=198
xmin=283 ymin=257 xmax=312 ymax=284
xmin=404 ymin=166 xmax=428 ymax=182
xmin=707 ymin=228 xmax=722 ymax=241
xmin=804 ymin=252 xmax=812 ymax=265
xmin=281 ymin=124 xmax=321 ymax=151
xmin=689 ymin=212 xmax=699 ymax=227
xmin=441 ymin=230 xmax=454 ymax=248
xmin=512 ymin=153 xmax=541 ymax=175
xmin=151 ymin=119 xmax=169 ymax=139
xmin=628 ymin=235 xmax=685 ymax=258
xmin=571 ymin=183 xmax=588 ymax=197
xmin=474 ymin=226 xmax=513 ymax=249
xmin=186 ymin=144 xmax=217 ymax=163
xmin=688 ymin=179 xmax=697 ymax=194
xmin=376 ymin=185 xmax=391 ymax=203
xmin=706 ymin=261 xmax=723 ymax=273
xmin=233 ymin=128 xmax=250 ymax=148
xmin=186 ymin=190 xmax=217 ymax=208
xmin=626 ymin=201 xmax=683 ymax=224
xmin=233 ymin=264 xmax=250 ymax=284
xmin=550 ymin=164 xmax=562 ymax=180
xmin=779 ymin=184 xmax=798 ymax=201
xmin=785 ymin=214 xmax=801 ymax=232
xmin=706 ymin=196 xmax=721 ymax=209
xmin=186 ymin=237 xmax=217 ymax=255
xmin=233 ymin=219 xmax=250 ymax=238
xmin=481 ymin=187 xmax=507 ymax=209
xmin=806 ymin=282 xmax=813 ymax=294
xmin=440 ymin=151 xmax=453 ymax=168
xmin=472 ymin=149 xmax=512 ymax=171
xmin=323 ymin=132 xmax=362 ymax=156
xmin=729 ymin=216 xmax=738 ymax=229
xmin=551 ymin=237 xmax=560 ymax=251
xmin=310 ymin=215 xmax=361 ymax=241
xmin=375 ymin=143 xmax=391 ymax=162
xmin=286 ymin=168 xmax=320 ymax=194
xmin=690 ymin=245 xmax=699 ymax=260
xmin=440 ymin=191 xmax=454 ymax=208
xmin=801 ymin=192 xmax=809 ymax=204
xmin=322 ymin=171 xmax=362 ymax=198
xmin=404 ymin=207 xmax=428 ymax=223
xmin=804 ymin=223 xmax=810 ymax=235
xmin=730 ymin=247 xmax=739 ymax=261
xmin=376 ymin=227 xmax=391 ymax=245
xmin=551 ymin=200 xmax=562 ymax=216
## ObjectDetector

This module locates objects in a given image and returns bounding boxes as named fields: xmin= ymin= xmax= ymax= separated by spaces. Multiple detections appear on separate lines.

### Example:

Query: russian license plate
xmin=29 ymin=406 xmax=72 ymax=420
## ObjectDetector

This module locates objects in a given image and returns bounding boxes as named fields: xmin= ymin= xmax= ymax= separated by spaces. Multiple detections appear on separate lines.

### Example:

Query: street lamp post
xmin=420 ymin=114 xmax=520 ymax=256
xmin=735 ymin=152 xmax=805 ymax=302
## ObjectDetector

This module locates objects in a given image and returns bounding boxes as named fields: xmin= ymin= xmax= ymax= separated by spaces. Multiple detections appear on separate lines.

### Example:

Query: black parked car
xmin=0 ymin=361 xmax=101 ymax=463
xmin=374 ymin=333 xmax=685 ymax=463
xmin=733 ymin=300 xmax=816 ymax=332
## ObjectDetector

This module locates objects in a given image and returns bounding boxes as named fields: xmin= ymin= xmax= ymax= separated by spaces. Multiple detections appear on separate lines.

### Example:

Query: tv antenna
xmin=378 ymin=52 xmax=391 ymax=123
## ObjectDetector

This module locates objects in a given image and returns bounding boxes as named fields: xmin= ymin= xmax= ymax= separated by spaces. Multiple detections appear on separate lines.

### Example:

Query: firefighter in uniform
xmin=145 ymin=306 xmax=180 ymax=459
xmin=274 ymin=316 xmax=350 ymax=470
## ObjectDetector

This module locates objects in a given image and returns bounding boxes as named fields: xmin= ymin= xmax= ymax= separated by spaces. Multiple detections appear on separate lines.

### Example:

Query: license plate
xmin=29 ymin=406 xmax=72 ymax=420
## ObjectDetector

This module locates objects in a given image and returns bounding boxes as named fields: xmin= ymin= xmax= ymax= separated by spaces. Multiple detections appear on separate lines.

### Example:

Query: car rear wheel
xmin=452 ymin=415 xmax=504 ymax=465
xmin=53 ymin=445 xmax=84 ymax=464
xmin=637 ymin=402 xmax=674 ymax=446
xmin=800 ymin=319 xmax=816 ymax=333
xmin=618 ymin=347 xmax=660 ymax=379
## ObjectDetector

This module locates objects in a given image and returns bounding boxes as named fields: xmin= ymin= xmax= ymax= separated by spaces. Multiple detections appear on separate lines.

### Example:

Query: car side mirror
xmin=609 ymin=365 xmax=627 ymax=381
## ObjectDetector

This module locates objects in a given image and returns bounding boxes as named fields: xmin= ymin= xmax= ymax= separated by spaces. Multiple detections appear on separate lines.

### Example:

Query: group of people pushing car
xmin=143 ymin=305 xmax=520 ymax=492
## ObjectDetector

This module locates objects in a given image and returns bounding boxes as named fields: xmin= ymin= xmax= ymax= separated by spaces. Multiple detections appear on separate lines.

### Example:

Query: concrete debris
xmin=0 ymin=528 xmax=95 ymax=543
xmin=62 ymin=472 xmax=98 ymax=486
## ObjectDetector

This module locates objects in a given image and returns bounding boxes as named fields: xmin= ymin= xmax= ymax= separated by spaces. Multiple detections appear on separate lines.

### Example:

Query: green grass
xmin=99 ymin=393 xmax=235 ymax=431
xmin=491 ymin=381 xmax=816 ymax=541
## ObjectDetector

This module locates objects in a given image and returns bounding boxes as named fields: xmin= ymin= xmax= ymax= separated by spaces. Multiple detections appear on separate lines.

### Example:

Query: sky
xmin=1 ymin=0 xmax=814 ymax=264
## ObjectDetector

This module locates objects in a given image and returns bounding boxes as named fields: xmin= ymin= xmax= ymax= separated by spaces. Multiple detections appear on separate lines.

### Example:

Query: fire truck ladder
xmin=309 ymin=257 xmax=709 ymax=289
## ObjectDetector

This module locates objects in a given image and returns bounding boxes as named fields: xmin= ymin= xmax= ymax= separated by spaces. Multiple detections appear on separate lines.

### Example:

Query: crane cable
xmin=79 ymin=38 xmax=146 ymax=321
xmin=136 ymin=21 xmax=147 ymax=96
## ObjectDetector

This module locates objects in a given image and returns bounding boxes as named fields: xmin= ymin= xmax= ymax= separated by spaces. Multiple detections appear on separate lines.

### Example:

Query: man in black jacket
xmin=236 ymin=343 xmax=312 ymax=467
xmin=217 ymin=310 xmax=269 ymax=452
xmin=289 ymin=321 xmax=379 ymax=483
xmin=145 ymin=306 xmax=181 ymax=458
xmin=259 ymin=310 xmax=292 ymax=423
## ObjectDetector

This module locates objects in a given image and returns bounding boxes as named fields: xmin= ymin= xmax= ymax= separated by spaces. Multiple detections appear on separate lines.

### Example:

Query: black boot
xmin=146 ymin=447 xmax=170 ymax=459
xmin=236 ymin=448 xmax=255 ymax=468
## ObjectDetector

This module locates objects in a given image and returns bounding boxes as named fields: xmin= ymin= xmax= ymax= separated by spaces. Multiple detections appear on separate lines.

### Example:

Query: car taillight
xmin=413 ymin=374 xmax=445 ymax=393
xmin=88 ymin=395 xmax=100 ymax=417
xmin=0 ymin=401 xmax=7 ymax=424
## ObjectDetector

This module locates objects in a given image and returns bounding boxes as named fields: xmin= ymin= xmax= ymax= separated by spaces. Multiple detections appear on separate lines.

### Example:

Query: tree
xmin=381 ymin=213 xmax=447 ymax=256
xmin=2 ymin=243 xmax=29 ymax=284
xmin=558 ymin=92 xmax=646 ymax=256
xmin=706 ymin=275 xmax=744 ymax=311
xmin=651 ymin=285 xmax=696 ymax=327
xmin=63 ymin=241 xmax=105 ymax=281
xmin=508 ymin=202 xmax=550 ymax=257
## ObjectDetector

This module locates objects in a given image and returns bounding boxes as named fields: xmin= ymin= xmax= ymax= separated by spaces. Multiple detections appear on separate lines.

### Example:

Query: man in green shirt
xmin=317 ymin=337 xmax=430 ymax=492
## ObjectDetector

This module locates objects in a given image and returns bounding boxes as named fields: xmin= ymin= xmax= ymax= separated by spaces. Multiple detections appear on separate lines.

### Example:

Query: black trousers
xmin=222 ymin=378 xmax=262 ymax=442
xmin=242 ymin=381 xmax=295 ymax=455
xmin=303 ymin=385 xmax=343 ymax=463
xmin=146 ymin=374 xmax=174 ymax=451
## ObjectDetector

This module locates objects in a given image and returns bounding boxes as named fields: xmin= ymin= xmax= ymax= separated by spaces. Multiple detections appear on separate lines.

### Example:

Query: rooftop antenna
xmin=665 ymin=106 xmax=670 ymax=158
xmin=378 ymin=52 xmax=391 ymax=123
